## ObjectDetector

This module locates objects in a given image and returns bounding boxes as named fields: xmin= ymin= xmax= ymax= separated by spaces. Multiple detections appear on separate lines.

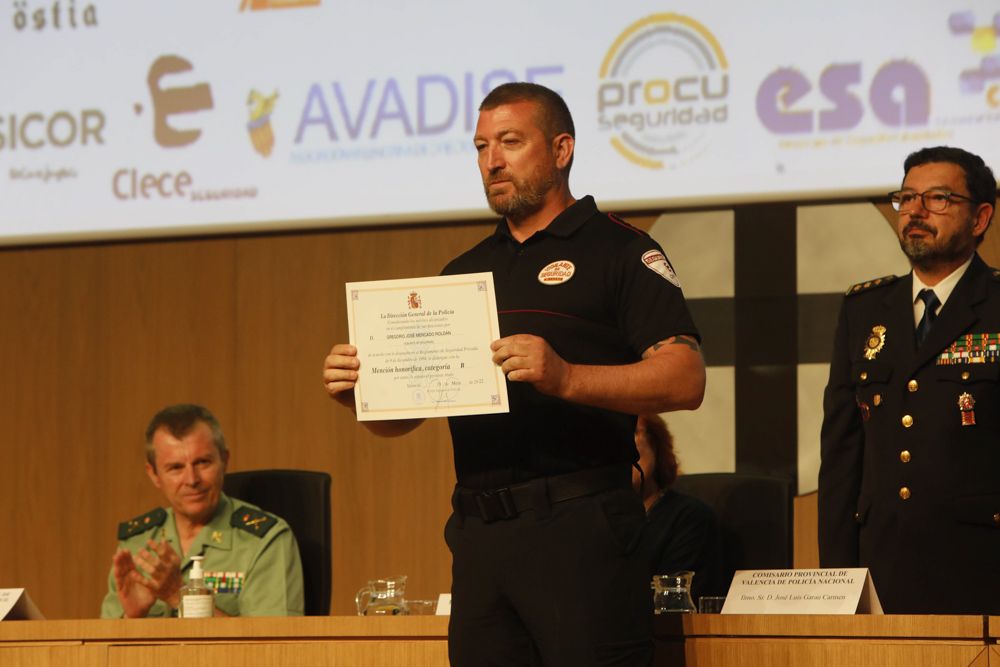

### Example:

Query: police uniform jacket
xmin=819 ymin=253 xmax=1000 ymax=614
xmin=100 ymin=493 xmax=304 ymax=617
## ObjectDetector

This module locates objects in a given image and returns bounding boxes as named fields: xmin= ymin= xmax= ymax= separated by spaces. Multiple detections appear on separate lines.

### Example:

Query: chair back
xmin=672 ymin=473 xmax=793 ymax=592
xmin=223 ymin=469 xmax=332 ymax=616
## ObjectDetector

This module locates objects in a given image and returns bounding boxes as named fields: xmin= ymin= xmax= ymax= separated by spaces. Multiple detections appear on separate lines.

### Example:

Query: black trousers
xmin=445 ymin=484 xmax=652 ymax=667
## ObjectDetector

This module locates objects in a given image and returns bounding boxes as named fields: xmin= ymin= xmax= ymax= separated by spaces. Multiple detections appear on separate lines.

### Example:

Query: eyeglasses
xmin=888 ymin=189 xmax=975 ymax=213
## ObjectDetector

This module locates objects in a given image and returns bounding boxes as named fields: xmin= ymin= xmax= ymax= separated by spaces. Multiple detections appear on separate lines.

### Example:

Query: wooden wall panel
xmin=0 ymin=238 xmax=237 ymax=619
xmin=0 ymin=245 xmax=107 ymax=619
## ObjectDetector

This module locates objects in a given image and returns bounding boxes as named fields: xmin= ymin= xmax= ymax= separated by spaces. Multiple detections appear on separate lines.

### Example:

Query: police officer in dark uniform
xmin=323 ymin=83 xmax=705 ymax=665
xmin=819 ymin=146 xmax=1000 ymax=614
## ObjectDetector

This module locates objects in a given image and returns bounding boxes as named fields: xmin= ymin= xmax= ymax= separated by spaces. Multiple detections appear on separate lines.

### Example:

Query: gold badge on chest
xmin=864 ymin=325 xmax=887 ymax=360
xmin=958 ymin=392 xmax=976 ymax=426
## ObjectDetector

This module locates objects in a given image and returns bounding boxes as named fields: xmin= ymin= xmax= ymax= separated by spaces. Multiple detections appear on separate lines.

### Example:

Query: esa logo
xmin=756 ymin=61 xmax=930 ymax=134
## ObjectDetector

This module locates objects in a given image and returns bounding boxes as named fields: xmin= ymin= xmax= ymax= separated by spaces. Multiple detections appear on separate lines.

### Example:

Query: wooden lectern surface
xmin=0 ymin=616 xmax=450 ymax=667
xmin=655 ymin=614 xmax=990 ymax=667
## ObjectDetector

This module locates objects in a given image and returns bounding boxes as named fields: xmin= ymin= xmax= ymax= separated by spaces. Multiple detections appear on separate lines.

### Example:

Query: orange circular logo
xmin=537 ymin=260 xmax=576 ymax=285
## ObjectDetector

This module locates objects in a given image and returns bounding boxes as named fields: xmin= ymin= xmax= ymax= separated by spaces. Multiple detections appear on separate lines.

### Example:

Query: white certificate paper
xmin=346 ymin=272 xmax=509 ymax=420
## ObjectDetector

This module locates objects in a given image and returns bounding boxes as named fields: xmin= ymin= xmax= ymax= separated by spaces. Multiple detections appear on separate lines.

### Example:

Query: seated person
xmin=633 ymin=413 xmax=723 ymax=601
xmin=100 ymin=404 xmax=304 ymax=617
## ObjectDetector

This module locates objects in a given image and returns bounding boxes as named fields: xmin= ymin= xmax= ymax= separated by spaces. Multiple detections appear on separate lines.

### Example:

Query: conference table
xmin=1 ymin=613 xmax=997 ymax=666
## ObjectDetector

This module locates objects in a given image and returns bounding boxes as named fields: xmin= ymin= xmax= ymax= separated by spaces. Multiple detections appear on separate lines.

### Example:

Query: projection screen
xmin=3 ymin=0 xmax=999 ymax=245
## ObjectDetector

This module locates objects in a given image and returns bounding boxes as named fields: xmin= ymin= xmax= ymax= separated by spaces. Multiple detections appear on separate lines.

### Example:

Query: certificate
xmin=345 ymin=272 xmax=509 ymax=420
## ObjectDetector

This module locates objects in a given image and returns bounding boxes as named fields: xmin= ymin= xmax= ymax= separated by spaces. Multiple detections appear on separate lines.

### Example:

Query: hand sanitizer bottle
xmin=179 ymin=556 xmax=214 ymax=618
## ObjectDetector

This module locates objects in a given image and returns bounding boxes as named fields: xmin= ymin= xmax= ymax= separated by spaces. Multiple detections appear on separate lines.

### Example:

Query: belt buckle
xmin=474 ymin=487 xmax=517 ymax=523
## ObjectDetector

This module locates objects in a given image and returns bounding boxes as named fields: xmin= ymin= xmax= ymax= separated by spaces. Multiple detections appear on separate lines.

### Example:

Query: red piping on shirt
xmin=499 ymin=309 xmax=586 ymax=321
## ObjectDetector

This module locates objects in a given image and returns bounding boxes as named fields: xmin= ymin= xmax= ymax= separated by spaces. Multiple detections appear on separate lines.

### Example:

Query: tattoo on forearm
xmin=645 ymin=335 xmax=700 ymax=357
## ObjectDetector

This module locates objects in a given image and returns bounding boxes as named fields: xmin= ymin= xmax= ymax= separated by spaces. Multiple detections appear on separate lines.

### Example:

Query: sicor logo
xmin=597 ymin=13 xmax=729 ymax=170
xmin=1 ymin=109 xmax=104 ymax=150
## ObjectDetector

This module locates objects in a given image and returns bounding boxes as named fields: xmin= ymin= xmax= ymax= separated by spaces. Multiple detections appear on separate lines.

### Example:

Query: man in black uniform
xmin=323 ymin=82 xmax=705 ymax=665
xmin=819 ymin=146 xmax=1000 ymax=614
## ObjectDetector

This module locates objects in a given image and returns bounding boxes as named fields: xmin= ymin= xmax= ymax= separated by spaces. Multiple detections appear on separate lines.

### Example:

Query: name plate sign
xmin=0 ymin=588 xmax=44 ymax=620
xmin=722 ymin=568 xmax=882 ymax=615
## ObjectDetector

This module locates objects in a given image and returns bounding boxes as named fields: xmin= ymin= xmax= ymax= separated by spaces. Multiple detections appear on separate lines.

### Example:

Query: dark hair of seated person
xmin=633 ymin=414 xmax=724 ymax=600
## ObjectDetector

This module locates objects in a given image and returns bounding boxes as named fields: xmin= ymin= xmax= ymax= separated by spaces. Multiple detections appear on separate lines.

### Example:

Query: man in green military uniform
xmin=100 ymin=404 xmax=304 ymax=618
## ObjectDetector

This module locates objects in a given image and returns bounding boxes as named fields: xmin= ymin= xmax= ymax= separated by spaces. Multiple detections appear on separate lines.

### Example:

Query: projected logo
xmin=11 ymin=1 xmax=98 ymax=31
xmin=3 ymin=109 xmax=102 ymax=185
xmin=291 ymin=66 xmax=564 ymax=163
xmin=247 ymin=89 xmax=279 ymax=158
xmin=135 ymin=55 xmax=214 ymax=148
xmin=597 ymin=13 xmax=729 ymax=170
xmin=756 ymin=62 xmax=930 ymax=134
xmin=1 ymin=109 xmax=105 ymax=151
xmin=949 ymin=10 xmax=1000 ymax=109
xmin=115 ymin=55 xmax=259 ymax=204
xmin=239 ymin=0 xmax=319 ymax=10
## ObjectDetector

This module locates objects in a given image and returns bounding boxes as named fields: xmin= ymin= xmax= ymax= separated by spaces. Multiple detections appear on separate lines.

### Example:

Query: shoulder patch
xmin=992 ymin=268 xmax=1000 ymax=282
xmin=230 ymin=507 xmax=278 ymax=538
xmin=118 ymin=507 xmax=167 ymax=540
xmin=641 ymin=249 xmax=681 ymax=288
xmin=845 ymin=274 xmax=898 ymax=296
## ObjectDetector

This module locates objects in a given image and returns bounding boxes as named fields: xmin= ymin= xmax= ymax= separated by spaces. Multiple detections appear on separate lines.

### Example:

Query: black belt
xmin=454 ymin=465 xmax=631 ymax=523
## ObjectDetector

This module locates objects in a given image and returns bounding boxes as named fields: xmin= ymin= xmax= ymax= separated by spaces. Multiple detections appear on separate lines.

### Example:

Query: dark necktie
xmin=915 ymin=288 xmax=940 ymax=347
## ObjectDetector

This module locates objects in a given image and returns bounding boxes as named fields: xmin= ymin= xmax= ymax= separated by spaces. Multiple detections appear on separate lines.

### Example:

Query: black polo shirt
xmin=442 ymin=196 xmax=700 ymax=488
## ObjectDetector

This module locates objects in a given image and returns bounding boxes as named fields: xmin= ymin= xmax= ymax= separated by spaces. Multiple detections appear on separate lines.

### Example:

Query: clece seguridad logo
xmin=597 ymin=12 xmax=729 ymax=170
xmin=113 ymin=54 xmax=258 ymax=204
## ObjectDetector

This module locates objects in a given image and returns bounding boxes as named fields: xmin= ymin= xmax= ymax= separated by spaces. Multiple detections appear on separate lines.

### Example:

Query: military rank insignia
xmin=846 ymin=275 xmax=898 ymax=296
xmin=118 ymin=507 xmax=168 ymax=540
xmin=231 ymin=508 xmax=277 ymax=537
xmin=937 ymin=333 xmax=1000 ymax=365
xmin=864 ymin=325 xmax=887 ymax=360
xmin=204 ymin=570 xmax=245 ymax=595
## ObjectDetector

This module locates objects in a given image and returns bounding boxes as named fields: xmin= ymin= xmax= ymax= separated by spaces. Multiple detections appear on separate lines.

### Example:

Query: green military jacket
xmin=100 ymin=494 xmax=304 ymax=618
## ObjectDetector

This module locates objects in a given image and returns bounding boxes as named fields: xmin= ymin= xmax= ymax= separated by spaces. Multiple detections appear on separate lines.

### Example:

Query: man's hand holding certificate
xmin=345 ymin=272 xmax=509 ymax=420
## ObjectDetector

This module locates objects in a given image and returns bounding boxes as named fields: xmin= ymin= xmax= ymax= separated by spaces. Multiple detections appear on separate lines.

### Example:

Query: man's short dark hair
xmin=903 ymin=145 xmax=997 ymax=220
xmin=145 ymin=403 xmax=227 ymax=468
xmin=480 ymin=82 xmax=575 ymax=171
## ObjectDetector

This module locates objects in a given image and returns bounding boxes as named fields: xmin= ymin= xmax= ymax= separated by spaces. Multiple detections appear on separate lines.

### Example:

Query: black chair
xmin=223 ymin=469 xmax=332 ymax=616
xmin=672 ymin=473 xmax=793 ymax=593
